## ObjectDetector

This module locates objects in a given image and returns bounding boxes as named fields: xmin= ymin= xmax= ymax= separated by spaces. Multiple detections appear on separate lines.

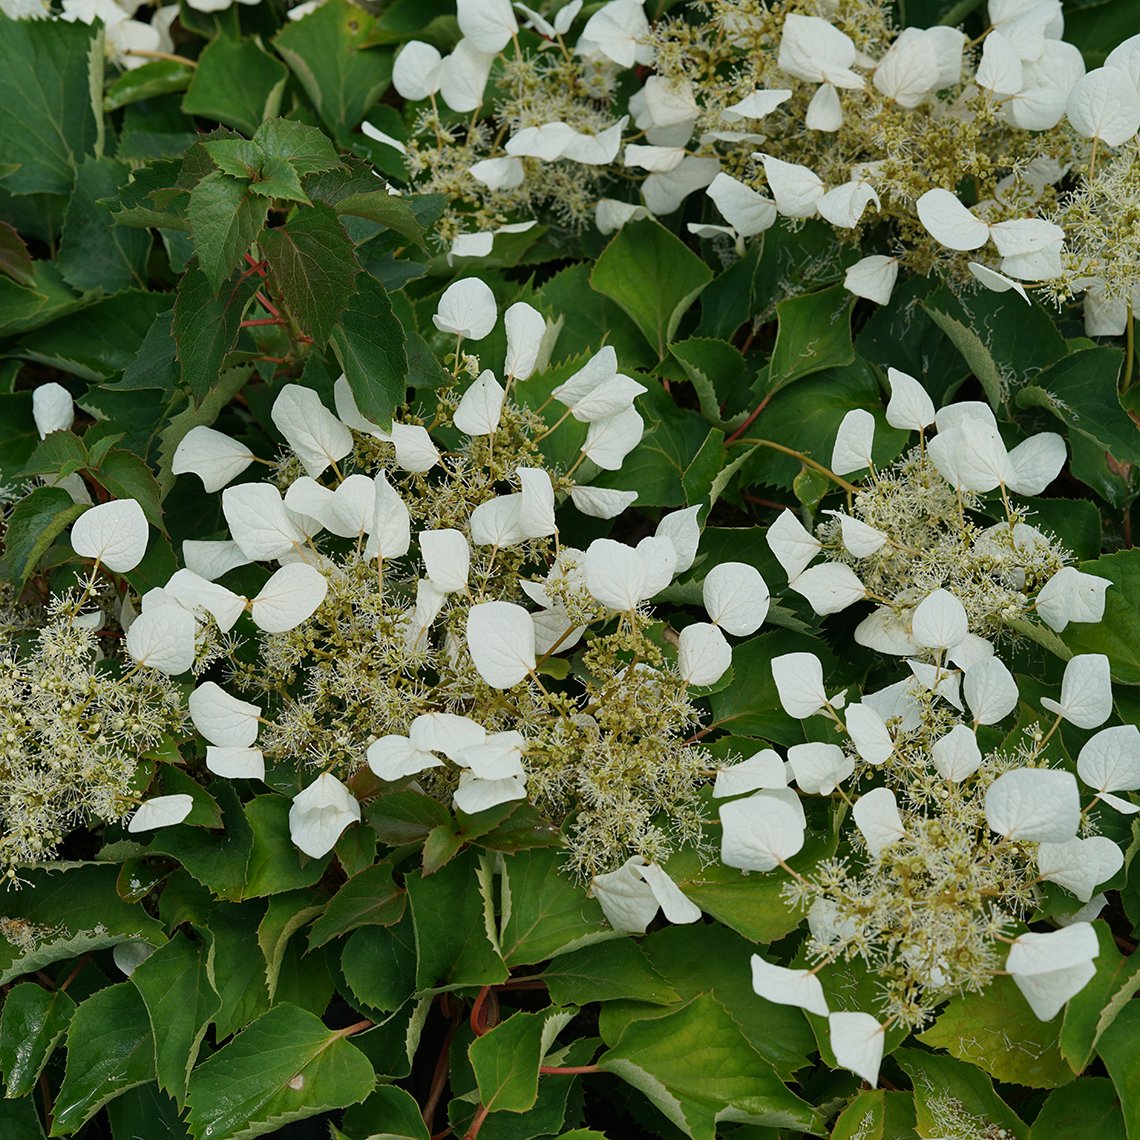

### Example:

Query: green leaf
xmin=16 ymin=290 xmax=169 ymax=381
xmin=1017 ymin=347 xmax=1140 ymax=464
xmin=671 ymin=337 xmax=749 ymax=429
xmin=590 ymin=219 xmax=714 ymax=359
xmin=831 ymin=1090 xmax=917 ymax=1140
xmin=0 ymin=275 xmax=49 ymax=335
xmin=338 ymin=1085 xmax=429 ymax=1140
xmin=543 ymin=940 xmax=679 ymax=1007
xmin=172 ymin=265 xmax=258 ymax=403
xmin=334 ymin=192 xmax=426 ymax=246
xmin=0 ymin=982 xmax=76 ymax=1098
xmin=598 ymin=924 xmax=817 ymax=1083
xmin=52 ymin=984 xmax=155 ymax=1136
xmin=207 ymin=903 xmax=271 ymax=1040
xmin=1060 ymin=921 xmax=1140 ymax=1072
xmin=257 ymin=892 xmax=325 ymax=1002
xmin=106 ymin=1083 xmax=189 ymax=1140
xmin=407 ymin=850 xmax=508 ymax=992
xmin=3 ymin=486 xmax=86 ymax=588
xmin=204 ymin=138 xmax=266 ymax=180
xmin=260 ymin=202 xmax=356 ymax=346
xmin=895 ymin=1049 xmax=1027 ymax=1140
xmin=185 ymin=1003 xmax=375 ymax=1140
xmin=251 ymin=156 xmax=310 ymax=203
xmin=188 ymin=171 xmax=268 ymax=293
xmin=768 ymin=284 xmax=855 ymax=395
xmin=340 ymin=916 xmax=418 ymax=1012
xmin=1057 ymin=549 xmax=1140 ymax=684
xmin=1030 ymin=1079 xmax=1125 ymax=1140
xmin=0 ymin=13 xmax=102 ymax=195
xmin=105 ymin=59 xmax=194 ymax=111
xmin=21 ymin=430 xmax=87 ymax=479
xmin=0 ymin=219 xmax=35 ymax=285
xmin=182 ymin=35 xmax=287 ymax=137
xmin=499 ymin=847 xmax=619 ymax=967
xmin=1097 ymin=1002 xmax=1140 ymax=1137
xmin=242 ymin=794 xmax=331 ymax=898
xmin=916 ymin=974 xmax=1074 ymax=1088
xmin=308 ymin=861 xmax=405 ymax=949
xmin=130 ymin=932 xmax=221 ymax=1106
xmin=92 ymin=448 xmax=164 ymax=532
xmin=273 ymin=0 xmax=393 ymax=140
xmin=598 ymin=993 xmax=823 ymax=1139
xmin=57 ymin=157 xmax=150 ymax=293
xmin=329 ymin=271 xmax=408 ymax=427
xmin=469 ymin=1010 xmax=557 ymax=1114
xmin=254 ymin=119 xmax=343 ymax=175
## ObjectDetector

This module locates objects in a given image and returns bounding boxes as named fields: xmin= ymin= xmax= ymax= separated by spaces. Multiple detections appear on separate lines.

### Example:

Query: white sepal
xmin=788 ymin=562 xmax=866 ymax=615
xmin=189 ymin=682 xmax=261 ymax=747
xmin=719 ymin=788 xmax=806 ymax=871
xmin=750 ymin=954 xmax=829 ymax=1017
xmin=844 ymin=254 xmax=898 ymax=305
xmin=206 ymin=747 xmax=265 ymax=780
xmin=271 ymin=385 xmax=353 ymax=478
xmin=171 ymin=426 xmax=255 ymax=492
xmin=772 ymin=651 xmax=829 ymax=719
xmin=1076 ymin=724 xmax=1140 ymax=796
xmin=1037 ymin=836 xmax=1123 ymax=903
xmin=964 ymin=656 xmax=1019 ymax=724
xmin=703 ymin=562 xmax=769 ymax=635
xmin=985 ymin=767 xmax=1081 ymax=842
xmin=831 ymin=408 xmax=875 ymax=474
xmin=766 ymin=510 xmax=821 ymax=579
xmin=678 ymin=622 xmax=732 ymax=686
xmin=125 ymin=605 xmax=196 ymax=674
xmin=467 ymin=601 xmax=536 ymax=688
xmin=829 ymin=1012 xmax=884 ymax=1087
xmin=713 ymin=750 xmax=787 ymax=798
xmin=788 ymin=742 xmax=854 ymax=795
xmin=503 ymin=302 xmax=546 ymax=380
xmin=128 ymin=795 xmax=194 ymax=833
xmin=911 ymin=588 xmax=968 ymax=650
xmin=930 ymin=724 xmax=983 ymax=781
xmin=250 ymin=563 xmax=328 ymax=633
xmin=852 ymin=787 xmax=905 ymax=857
xmin=885 ymin=367 xmax=936 ymax=431
xmin=916 ymin=188 xmax=989 ymax=251
xmin=433 ymin=277 xmax=498 ymax=340
xmin=420 ymin=528 xmax=470 ymax=593
xmin=454 ymin=370 xmax=506 ymax=436
xmin=845 ymin=703 xmax=894 ymax=765
xmin=1040 ymin=653 xmax=1112 ymax=729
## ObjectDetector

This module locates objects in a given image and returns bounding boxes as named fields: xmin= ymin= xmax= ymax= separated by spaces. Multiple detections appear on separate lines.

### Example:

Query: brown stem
xmin=422 ymin=1015 xmax=459 ymax=1132
xmin=58 ymin=955 xmax=90 ymax=993
xmin=538 ymin=1064 xmax=601 ymax=1075
xmin=463 ymin=1103 xmax=490 ymax=1140
xmin=725 ymin=392 xmax=772 ymax=444
xmin=332 ymin=1018 xmax=374 ymax=1039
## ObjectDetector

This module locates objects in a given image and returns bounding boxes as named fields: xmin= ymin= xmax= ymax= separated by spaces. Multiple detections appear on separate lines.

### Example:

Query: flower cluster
xmin=24 ymin=281 xmax=767 ymax=883
xmin=709 ymin=369 xmax=1128 ymax=1085
xmin=373 ymin=0 xmax=1140 ymax=327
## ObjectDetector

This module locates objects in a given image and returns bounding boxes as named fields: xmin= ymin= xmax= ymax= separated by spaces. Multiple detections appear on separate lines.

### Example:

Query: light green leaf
xmin=498 ymin=847 xmax=619 ymax=967
xmin=542 ymin=940 xmax=679 ymax=1007
xmin=768 ymin=284 xmax=855 ymax=395
xmin=598 ymin=993 xmax=823 ymax=1139
xmin=469 ymin=1009 xmax=561 ymax=1115
xmin=185 ymin=1003 xmax=375 ymax=1140
xmin=916 ymin=974 xmax=1074 ymax=1088
xmin=1096 ymin=1002 xmax=1140 ymax=1137
xmin=406 ymin=850 xmax=508 ymax=992
xmin=831 ymin=1090 xmax=917 ymax=1140
xmin=0 ymin=982 xmax=76 ymax=1098
xmin=254 ymin=119 xmax=342 ymax=176
xmin=1030 ymin=1079 xmax=1125 ymax=1140
xmin=52 ymin=984 xmax=155 ymax=1136
xmin=590 ymin=218 xmax=713 ymax=359
xmin=130 ymin=932 xmax=221 ymax=1106
xmin=273 ymin=0 xmax=393 ymax=141
xmin=338 ymin=1084 xmax=429 ymax=1139
xmin=257 ymin=892 xmax=324 ymax=1002
xmin=242 ymin=794 xmax=331 ymax=898
xmin=105 ymin=59 xmax=193 ymax=111
xmin=182 ymin=36 xmax=287 ymax=137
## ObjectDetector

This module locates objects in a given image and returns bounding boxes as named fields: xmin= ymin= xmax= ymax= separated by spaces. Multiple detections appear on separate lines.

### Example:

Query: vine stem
xmin=726 ymin=437 xmax=859 ymax=493
xmin=463 ymin=1104 xmax=490 ymax=1140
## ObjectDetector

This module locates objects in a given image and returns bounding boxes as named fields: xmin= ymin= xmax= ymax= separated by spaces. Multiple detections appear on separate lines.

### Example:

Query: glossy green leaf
xmin=308 ymin=861 xmax=405 ymax=949
xmin=185 ymin=1003 xmax=375 ymax=1140
xmin=0 ymin=219 xmax=35 ymax=286
xmin=468 ymin=1010 xmax=554 ymax=1114
xmin=768 ymin=284 xmax=855 ymax=394
xmin=52 ymin=984 xmax=155 ymax=1136
xmin=542 ymin=939 xmax=678 ymax=1007
xmin=257 ymin=892 xmax=324 ymax=1001
xmin=831 ymin=1090 xmax=917 ymax=1140
xmin=187 ymin=171 xmax=267 ymax=294
xmin=590 ymin=218 xmax=713 ymax=359
xmin=1031 ymin=1079 xmax=1125 ymax=1140
xmin=896 ymin=1049 xmax=1027 ymax=1140
xmin=182 ymin=36 xmax=287 ymax=137
xmin=598 ymin=993 xmax=823 ymax=1139
xmin=242 ymin=794 xmax=331 ymax=898
xmin=1097 ymin=1001 xmax=1140 ymax=1137
xmin=0 ymin=982 xmax=76 ymax=1098
xmin=130 ymin=933 xmax=221 ymax=1106
xmin=916 ymin=974 xmax=1073 ymax=1088
xmin=340 ymin=916 xmax=418 ymax=1013
xmin=105 ymin=59 xmax=194 ymax=111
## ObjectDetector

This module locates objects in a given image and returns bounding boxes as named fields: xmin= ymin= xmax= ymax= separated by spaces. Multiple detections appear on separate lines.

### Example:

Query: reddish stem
xmin=240 ymin=318 xmax=286 ymax=328
xmin=463 ymin=1104 xmax=490 ymax=1140
xmin=242 ymin=253 xmax=268 ymax=277
xmin=726 ymin=392 xmax=773 ymax=444
xmin=538 ymin=1064 xmax=601 ymax=1075
xmin=422 ymin=1015 xmax=459 ymax=1132
xmin=469 ymin=986 xmax=495 ymax=1037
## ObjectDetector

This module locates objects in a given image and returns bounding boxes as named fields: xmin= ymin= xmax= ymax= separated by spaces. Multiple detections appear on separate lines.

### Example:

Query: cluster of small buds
xmin=708 ymin=367 xmax=1129 ymax=1086
xmin=369 ymin=0 xmax=1140 ymax=327
xmin=34 ymin=280 xmax=767 ymax=881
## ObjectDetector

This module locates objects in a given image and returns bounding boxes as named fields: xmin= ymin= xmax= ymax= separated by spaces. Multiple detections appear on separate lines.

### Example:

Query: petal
xmin=703 ymin=562 xmax=769 ymax=636
xmin=71 ymin=499 xmax=149 ymax=572
xmin=250 ymin=563 xmax=328 ymax=633
xmin=433 ymin=277 xmax=498 ymax=340
xmin=466 ymin=601 xmax=536 ymax=687
xmin=985 ymin=767 xmax=1080 ymax=841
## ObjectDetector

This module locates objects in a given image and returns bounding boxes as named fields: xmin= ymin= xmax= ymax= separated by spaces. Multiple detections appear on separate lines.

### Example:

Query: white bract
xmin=434 ymin=278 xmax=498 ymax=340
xmin=590 ymin=856 xmax=699 ymax=933
xmin=271 ymin=385 xmax=353 ymax=479
xmin=702 ymin=562 xmax=768 ymax=635
xmin=677 ymin=622 xmax=731 ymax=686
xmin=985 ymin=768 xmax=1080 ymax=842
xmin=288 ymin=773 xmax=361 ymax=858
xmin=828 ymin=1012 xmax=885 ymax=1086
xmin=1076 ymin=724 xmax=1140 ymax=812
xmin=719 ymin=788 xmax=806 ymax=871
xmin=466 ymin=601 xmax=536 ymax=687
xmin=750 ymin=954 xmax=829 ymax=1017
xmin=1040 ymin=653 xmax=1112 ymax=729
xmin=128 ymin=795 xmax=194 ymax=833
xmin=71 ymin=499 xmax=149 ymax=572
xmin=189 ymin=682 xmax=261 ymax=748
xmin=250 ymin=563 xmax=328 ymax=633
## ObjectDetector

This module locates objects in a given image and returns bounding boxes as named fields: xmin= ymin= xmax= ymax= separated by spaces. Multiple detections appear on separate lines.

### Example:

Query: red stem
xmin=240 ymin=318 xmax=286 ymax=327
xmin=463 ymin=1104 xmax=490 ymax=1140
xmin=538 ymin=1064 xmax=601 ymax=1075
xmin=726 ymin=392 xmax=773 ymax=444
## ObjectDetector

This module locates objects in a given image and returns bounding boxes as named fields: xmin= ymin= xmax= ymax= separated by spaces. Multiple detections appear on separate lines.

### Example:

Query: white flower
xmin=750 ymin=955 xmax=829 ymax=1016
xmin=271 ymin=385 xmax=353 ymax=479
xmin=778 ymin=13 xmax=863 ymax=88
xmin=172 ymin=427 xmax=255 ymax=492
xmin=1076 ymin=724 xmax=1140 ymax=813
xmin=590 ymin=856 xmax=699 ymax=933
xmin=719 ymin=788 xmax=806 ymax=871
xmin=128 ymin=795 xmax=194 ymax=833
xmin=466 ymin=601 xmax=536 ymax=687
xmin=32 ymin=383 xmax=74 ymax=437
xmin=702 ymin=562 xmax=768 ymax=636
xmin=71 ymin=499 xmax=149 ymax=572
xmin=1035 ymin=567 xmax=1111 ymax=632
xmin=985 ymin=768 xmax=1080 ymax=842
xmin=434 ymin=278 xmax=498 ymax=340
xmin=1040 ymin=653 xmax=1112 ymax=729
xmin=844 ymin=255 xmax=898 ymax=305
xmin=576 ymin=0 xmax=653 ymax=67
xmin=392 ymin=40 xmax=444 ymax=100
xmin=677 ymin=622 xmax=731 ymax=686
xmin=829 ymin=1012 xmax=885 ymax=1086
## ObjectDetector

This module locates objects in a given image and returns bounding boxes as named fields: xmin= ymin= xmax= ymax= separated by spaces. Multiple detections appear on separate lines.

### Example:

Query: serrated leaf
xmin=3 ymin=486 xmax=86 ymax=587
xmin=0 ymin=983 xmax=76 ymax=1098
xmin=542 ymin=939 xmax=679 ymax=1007
xmin=130 ymin=932 xmax=221 ymax=1106
xmin=469 ymin=1010 xmax=554 ymax=1114
xmin=1097 ymin=1003 xmax=1140 ymax=1137
xmin=250 ymin=156 xmax=310 ymax=203
xmin=406 ymin=850 xmax=507 ymax=992
xmin=590 ymin=218 xmax=713 ymax=359
xmin=105 ymin=58 xmax=194 ymax=111
xmin=1030 ymin=1079 xmax=1125 ymax=1140
xmin=499 ymin=847 xmax=619 ymax=967
xmin=0 ymin=219 xmax=35 ymax=286
xmin=188 ymin=171 xmax=267 ymax=293
xmin=308 ymin=861 xmax=405 ymax=949
xmin=204 ymin=138 xmax=265 ymax=180
xmin=260 ymin=203 xmax=356 ymax=346
xmin=0 ymin=13 xmax=102 ymax=196
xmin=172 ymin=265 xmax=257 ymax=403
xmin=52 ymin=984 xmax=155 ymax=1136
xmin=335 ymin=192 xmax=425 ymax=246
xmin=20 ymin=431 xmax=87 ymax=479
xmin=185 ymin=1003 xmax=375 ymax=1140
xmin=92 ymin=448 xmax=165 ymax=532
xmin=598 ymin=993 xmax=823 ymax=1139
xmin=242 ymin=795 xmax=331 ymax=898
xmin=831 ymin=1090 xmax=917 ymax=1140
xmin=329 ymin=270 xmax=407 ymax=428
xmin=254 ymin=118 xmax=343 ymax=176
xmin=207 ymin=903 xmax=271 ymax=1041
xmin=257 ymin=892 xmax=324 ymax=1002
xmin=340 ymin=917 xmax=418 ymax=1013
xmin=182 ymin=35 xmax=287 ymax=137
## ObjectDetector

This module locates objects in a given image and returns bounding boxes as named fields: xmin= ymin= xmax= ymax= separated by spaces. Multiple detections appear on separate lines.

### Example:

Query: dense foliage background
xmin=2 ymin=0 xmax=1140 ymax=1137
